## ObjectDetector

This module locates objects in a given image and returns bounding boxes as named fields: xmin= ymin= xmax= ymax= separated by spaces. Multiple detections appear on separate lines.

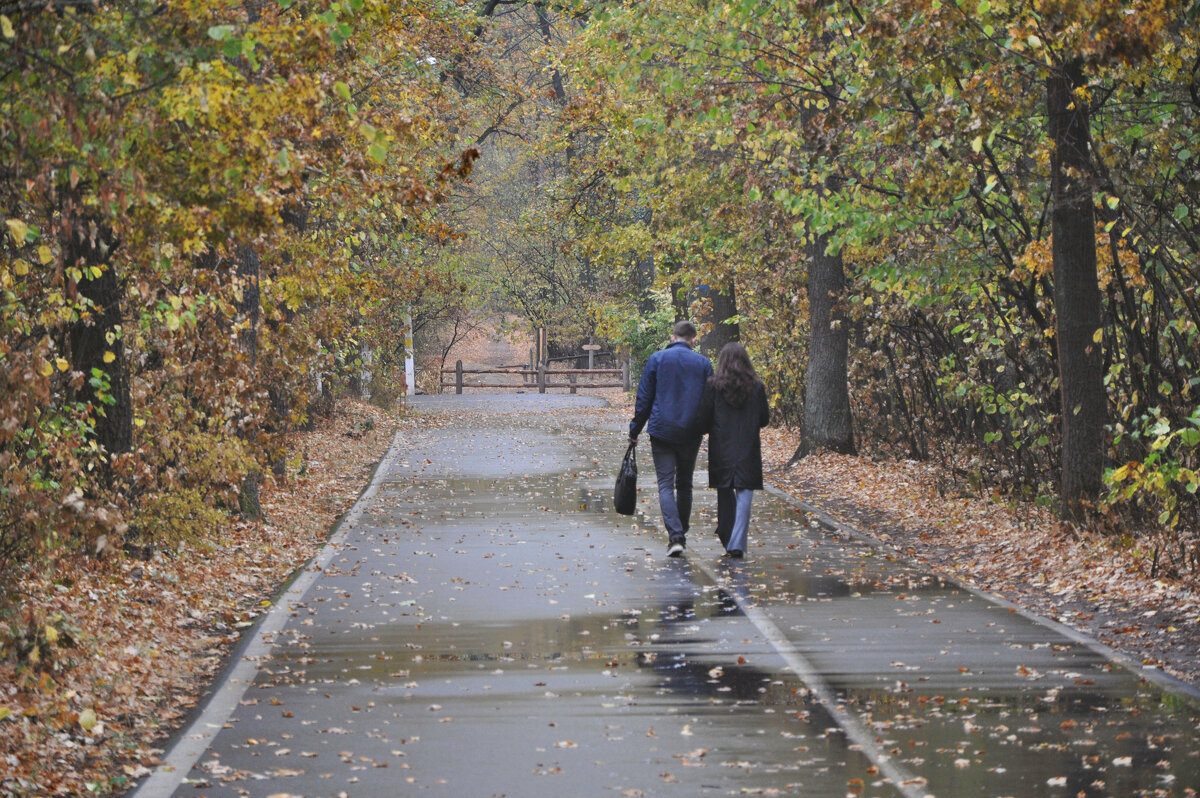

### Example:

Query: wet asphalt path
xmin=137 ymin=394 xmax=1200 ymax=798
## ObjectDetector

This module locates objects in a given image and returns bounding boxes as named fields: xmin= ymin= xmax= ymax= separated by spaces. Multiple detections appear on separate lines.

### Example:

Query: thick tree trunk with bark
xmin=1047 ymin=59 xmax=1107 ymax=517
xmin=796 ymin=228 xmax=855 ymax=458
xmin=67 ymin=225 xmax=131 ymax=477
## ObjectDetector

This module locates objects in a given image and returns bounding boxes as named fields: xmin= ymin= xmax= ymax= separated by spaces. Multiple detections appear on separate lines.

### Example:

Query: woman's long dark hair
xmin=709 ymin=342 xmax=758 ymax=407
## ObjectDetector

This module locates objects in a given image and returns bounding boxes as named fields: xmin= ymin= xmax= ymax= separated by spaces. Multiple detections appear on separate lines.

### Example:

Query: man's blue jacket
xmin=629 ymin=341 xmax=714 ymax=444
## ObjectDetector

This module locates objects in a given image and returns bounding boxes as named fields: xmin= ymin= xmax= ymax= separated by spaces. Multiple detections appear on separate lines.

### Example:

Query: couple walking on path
xmin=628 ymin=321 xmax=771 ymax=558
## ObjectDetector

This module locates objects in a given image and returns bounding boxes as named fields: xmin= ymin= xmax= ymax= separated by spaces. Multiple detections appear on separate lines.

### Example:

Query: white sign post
xmin=404 ymin=310 xmax=415 ymax=405
xmin=582 ymin=343 xmax=601 ymax=370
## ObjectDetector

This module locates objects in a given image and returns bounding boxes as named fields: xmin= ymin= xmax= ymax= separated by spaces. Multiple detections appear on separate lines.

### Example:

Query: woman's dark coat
xmin=698 ymin=379 xmax=770 ymax=490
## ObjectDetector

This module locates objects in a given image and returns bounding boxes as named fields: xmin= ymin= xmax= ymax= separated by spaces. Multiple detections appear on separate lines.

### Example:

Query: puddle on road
xmin=250 ymin=569 xmax=886 ymax=797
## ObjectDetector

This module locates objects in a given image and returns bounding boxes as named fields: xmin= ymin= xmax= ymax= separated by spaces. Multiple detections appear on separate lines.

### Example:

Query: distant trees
xmin=439 ymin=2 xmax=603 ymax=357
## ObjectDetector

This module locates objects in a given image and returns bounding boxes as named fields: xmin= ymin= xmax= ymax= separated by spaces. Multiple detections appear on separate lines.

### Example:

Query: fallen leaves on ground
xmin=0 ymin=400 xmax=400 ymax=797
xmin=761 ymin=428 xmax=1200 ymax=688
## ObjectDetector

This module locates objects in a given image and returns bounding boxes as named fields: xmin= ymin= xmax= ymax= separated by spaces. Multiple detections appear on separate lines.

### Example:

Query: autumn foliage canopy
xmin=0 ymin=0 xmax=490 ymax=579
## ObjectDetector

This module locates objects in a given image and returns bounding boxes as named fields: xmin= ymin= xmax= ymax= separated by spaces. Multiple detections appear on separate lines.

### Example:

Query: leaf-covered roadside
xmin=763 ymin=430 xmax=1200 ymax=691
xmin=0 ymin=401 xmax=399 ymax=797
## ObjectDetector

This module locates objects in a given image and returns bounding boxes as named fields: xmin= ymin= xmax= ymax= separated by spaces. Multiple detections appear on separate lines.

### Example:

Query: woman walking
xmin=698 ymin=343 xmax=770 ymax=558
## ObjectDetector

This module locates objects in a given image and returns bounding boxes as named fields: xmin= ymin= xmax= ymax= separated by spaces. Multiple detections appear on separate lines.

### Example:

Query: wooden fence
xmin=439 ymin=360 xmax=629 ymax=394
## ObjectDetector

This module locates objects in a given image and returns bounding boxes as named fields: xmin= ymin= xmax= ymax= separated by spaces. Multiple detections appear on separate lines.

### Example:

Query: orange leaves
xmin=1094 ymin=228 xmax=1146 ymax=291
xmin=1013 ymin=236 xmax=1053 ymax=281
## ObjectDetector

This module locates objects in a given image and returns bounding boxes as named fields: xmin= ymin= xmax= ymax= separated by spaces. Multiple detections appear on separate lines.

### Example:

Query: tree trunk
xmin=234 ymin=244 xmax=264 ymax=520
xmin=699 ymin=283 xmax=740 ymax=356
xmin=238 ymin=474 xmax=262 ymax=520
xmin=534 ymin=2 xmax=567 ymax=103
xmin=235 ymin=244 xmax=261 ymax=367
xmin=670 ymin=276 xmax=689 ymax=321
xmin=67 ymin=225 xmax=132 ymax=478
xmin=796 ymin=228 xmax=855 ymax=458
xmin=631 ymin=205 xmax=656 ymax=315
xmin=1047 ymin=58 xmax=1106 ymax=517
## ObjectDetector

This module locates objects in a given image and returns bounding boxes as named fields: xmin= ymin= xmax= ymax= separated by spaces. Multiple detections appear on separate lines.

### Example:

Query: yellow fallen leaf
xmin=0 ymin=707 xmax=11 ymax=721
xmin=79 ymin=708 xmax=97 ymax=732
xmin=5 ymin=218 xmax=28 ymax=244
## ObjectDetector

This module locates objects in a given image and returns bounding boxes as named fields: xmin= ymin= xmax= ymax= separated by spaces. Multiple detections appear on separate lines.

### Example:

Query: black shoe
xmin=726 ymin=549 xmax=744 ymax=559
xmin=666 ymin=541 xmax=685 ymax=558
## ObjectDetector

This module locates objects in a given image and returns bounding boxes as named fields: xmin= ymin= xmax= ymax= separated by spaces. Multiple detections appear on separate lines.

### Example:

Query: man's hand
xmin=628 ymin=435 xmax=638 ymax=445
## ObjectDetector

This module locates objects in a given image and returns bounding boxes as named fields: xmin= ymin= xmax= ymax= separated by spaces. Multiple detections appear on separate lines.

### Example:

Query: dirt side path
xmin=451 ymin=315 xmax=532 ymax=370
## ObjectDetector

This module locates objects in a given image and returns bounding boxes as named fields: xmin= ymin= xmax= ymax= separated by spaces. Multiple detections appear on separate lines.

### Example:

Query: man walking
xmin=628 ymin=320 xmax=713 ymax=557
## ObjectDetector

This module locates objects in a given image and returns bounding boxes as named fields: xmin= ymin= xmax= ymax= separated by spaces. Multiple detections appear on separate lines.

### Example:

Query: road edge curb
xmin=129 ymin=428 xmax=406 ymax=798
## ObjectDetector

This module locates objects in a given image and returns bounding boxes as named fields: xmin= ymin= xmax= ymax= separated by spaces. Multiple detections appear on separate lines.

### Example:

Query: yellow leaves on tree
xmin=1014 ymin=229 xmax=1145 ymax=291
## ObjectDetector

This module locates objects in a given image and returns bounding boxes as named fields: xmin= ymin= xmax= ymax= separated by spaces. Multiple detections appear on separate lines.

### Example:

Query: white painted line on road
xmin=130 ymin=431 xmax=405 ymax=798
xmin=690 ymin=555 xmax=932 ymax=798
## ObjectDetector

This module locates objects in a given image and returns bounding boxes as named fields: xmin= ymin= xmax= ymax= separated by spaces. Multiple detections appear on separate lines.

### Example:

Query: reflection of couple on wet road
xmin=628 ymin=321 xmax=770 ymax=559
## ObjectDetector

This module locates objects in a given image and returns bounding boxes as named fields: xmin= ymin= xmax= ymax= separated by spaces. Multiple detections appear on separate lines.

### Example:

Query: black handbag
xmin=613 ymin=442 xmax=638 ymax=515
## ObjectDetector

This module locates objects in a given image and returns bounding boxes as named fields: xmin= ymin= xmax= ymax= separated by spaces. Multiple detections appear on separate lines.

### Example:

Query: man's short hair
xmin=672 ymin=320 xmax=697 ymax=340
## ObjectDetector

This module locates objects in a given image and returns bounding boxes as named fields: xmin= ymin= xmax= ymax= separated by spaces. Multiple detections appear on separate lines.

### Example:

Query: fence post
xmin=455 ymin=360 xmax=464 ymax=395
xmin=569 ymin=373 xmax=577 ymax=395
xmin=538 ymin=363 xmax=547 ymax=394
xmin=622 ymin=361 xmax=630 ymax=391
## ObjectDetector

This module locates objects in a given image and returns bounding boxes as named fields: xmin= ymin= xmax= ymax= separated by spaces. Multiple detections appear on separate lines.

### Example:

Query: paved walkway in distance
xmin=135 ymin=394 xmax=1200 ymax=798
